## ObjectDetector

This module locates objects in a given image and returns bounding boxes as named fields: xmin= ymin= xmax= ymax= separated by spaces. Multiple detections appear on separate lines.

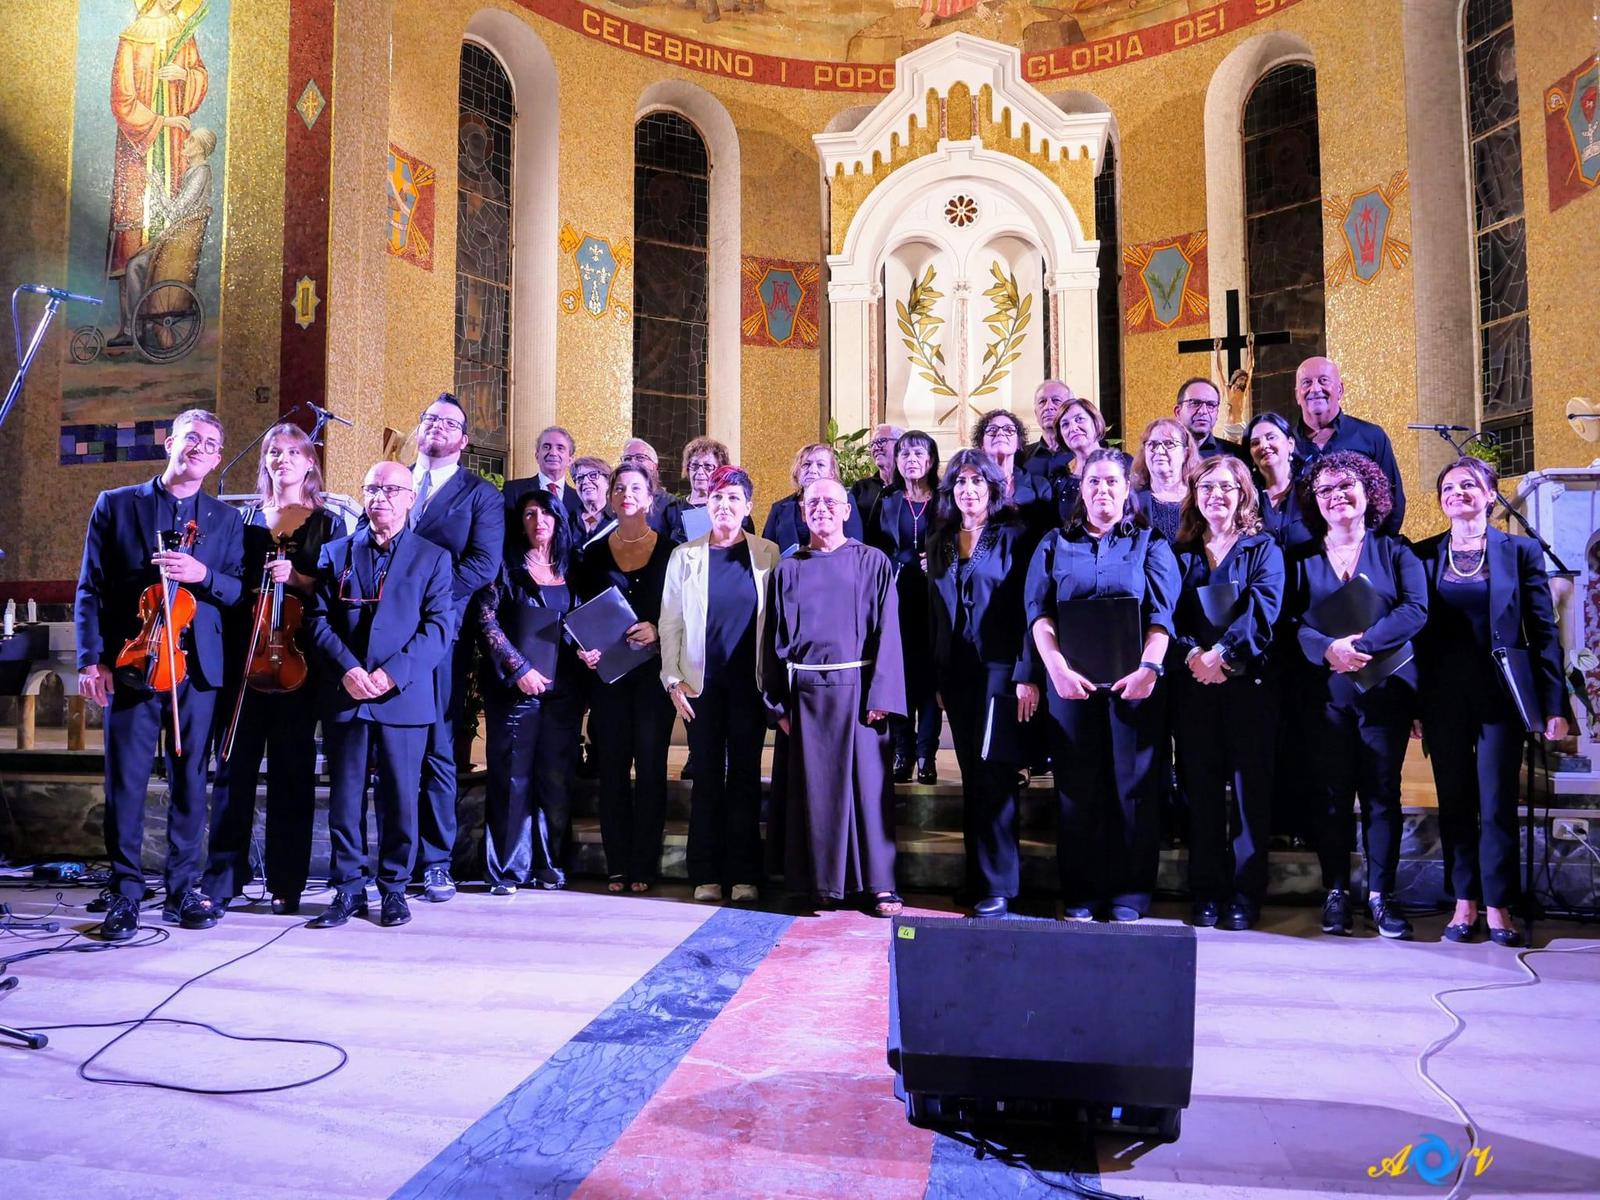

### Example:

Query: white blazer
xmin=659 ymin=532 xmax=780 ymax=695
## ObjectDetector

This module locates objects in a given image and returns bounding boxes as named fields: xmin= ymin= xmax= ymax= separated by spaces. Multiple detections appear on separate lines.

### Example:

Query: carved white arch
xmin=636 ymin=80 xmax=742 ymax=458
xmin=1203 ymin=31 xmax=1316 ymax=329
xmin=464 ymin=10 xmax=558 ymax=477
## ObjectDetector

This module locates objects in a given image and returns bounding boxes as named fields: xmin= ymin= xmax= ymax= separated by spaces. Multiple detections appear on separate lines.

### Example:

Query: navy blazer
xmin=928 ymin=519 xmax=1037 ymax=688
xmin=1412 ymin=528 xmax=1567 ymax=721
xmin=761 ymin=491 xmax=865 ymax=554
xmin=74 ymin=478 xmax=245 ymax=689
xmin=1294 ymin=412 xmax=1407 ymax=535
xmin=1169 ymin=532 xmax=1285 ymax=669
xmin=411 ymin=467 xmax=504 ymax=620
xmin=1285 ymin=534 xmax=1427 ymax=694
xmin=308 ymin=528 xmax=454 ymax=725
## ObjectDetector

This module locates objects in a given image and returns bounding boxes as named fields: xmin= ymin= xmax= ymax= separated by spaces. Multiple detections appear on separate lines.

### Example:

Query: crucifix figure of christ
xmin=1177 ymin=289 xmax=1291 ymax=434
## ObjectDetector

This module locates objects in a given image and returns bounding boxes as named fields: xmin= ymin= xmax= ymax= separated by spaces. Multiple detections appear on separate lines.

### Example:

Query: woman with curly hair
xmin=1284 ymin=451 xmax=1427 ymax=940
xmin=1170 ymin=455 xmax=1284 ymax=929
xmin=971 ymin=407 xmax=1053 ymax=530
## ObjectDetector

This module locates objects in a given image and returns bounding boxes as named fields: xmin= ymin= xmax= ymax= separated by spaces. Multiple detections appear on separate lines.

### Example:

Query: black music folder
xmin=1195 ymin=580 xmax=1242 ymax=638
xmin=516 ymin=607 xmax=563 ymax=681
xmin=563 ymin=585 xmax=656 ymax=684
xmin=1057 ymin=595 xmax=1143 ymax=688
xmin=1492 ymin=647 xmax=1543 ymax=734
xmin=1303 ymin=572 xmax=1411 ymax=692
xmin=981 ymin=691 xmax=1028 ymax=764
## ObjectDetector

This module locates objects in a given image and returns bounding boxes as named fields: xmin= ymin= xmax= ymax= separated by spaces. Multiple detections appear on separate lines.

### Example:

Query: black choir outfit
xmin=849 ymin=473 xmax=892 ymax=537
xmin=761 ymin=491 xmax=866 ymax=555
xmin=409 ymin=464 xmax=505 ymax=886
xmin=1285 ymin=534 xmax=1427 ymax=899
xmin=478 ymin=563 xmax=583 ymax=890
xmin=308 ymin=526 xmax=454 ymax=904
xmin=1025 ymin=520 xmax=1180 ymax=916
xmin=503 ymin=473 xmax=586 ymax=535
xmin=1002 ymin=468 xmax=1056 ymax=534
xmin=929 ymin=519 xmax=1037 ymax=903
xmin=201 ymin=504 xmax=343 ymax=908
xmin=74 ymin=478 xmax=244 ymax=907
xmin=873 ymin=487 xmax=942 ymax=772
xmin=1193 ymin=433 xmax=1251 ymax=464
xmin=573 ymin=531 xmax=677 ymax=886
xmin=1258 ymin=482 xmax=1314 ymax=552
xmin=1020 ymin=439 xmax=1071 ymax=480
xmin=1293 ymin=413 xmax=1407 ymax=535
xmin=1169 ymin=532 xmax=1285 ymax=914
xmin=1414 ymin=529 xmax=1567 ymax=910
xmin=1132 ymin=489 xmax=1184 ymax=543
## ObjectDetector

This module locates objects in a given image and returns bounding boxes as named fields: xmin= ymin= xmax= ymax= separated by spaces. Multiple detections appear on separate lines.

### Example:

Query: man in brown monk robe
xmin=762 ymin=477 xmax=907 ymax=916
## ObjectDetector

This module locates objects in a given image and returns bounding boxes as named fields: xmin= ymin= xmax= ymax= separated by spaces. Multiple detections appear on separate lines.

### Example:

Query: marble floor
xmin=1 ymin=884 xmax=1597 ymax=1199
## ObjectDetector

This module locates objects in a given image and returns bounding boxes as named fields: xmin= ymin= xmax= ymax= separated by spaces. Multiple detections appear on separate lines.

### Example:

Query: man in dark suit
xmin=502 ymin=425 xmax=585 ymax=533
xmin=1292 ymin=355 xmax=1407 ymax=535
xmin=74 ymin=408 xmax=244 ymax=940
xmin=1174 ymin=377 xmax=1250 ymax=463
xmin=409 ymin=393 xmax=504 ymax=902
xmin=1020 ymin=379 xmax=1074 ymax=479
xmin=307 ymin=460 xmax=454 ymax=928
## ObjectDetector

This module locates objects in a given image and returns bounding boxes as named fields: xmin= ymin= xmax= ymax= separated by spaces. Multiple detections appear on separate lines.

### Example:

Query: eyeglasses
xmin=1197 ymin=481 xmax=1241 ymax=496
xmin=361 ymin=483 xmax=414 ymax=500
xmin=686 ymin=461 xmax=720 ymax=475
xmin=983 ymin=426 xmax=1019 ymax=442
xmin=1182 ymin=398 xmax=1221 ymax=411
xmin=804 ymin=498 xmax=845 ymax=513
xmin=1313 ymin=478 xmax=1362 ymax=499
xmin=338 ymin=561 xmax=389 ymax=605
xmin=573 ymin=471 xmax=606 ymax=486
xmin=180 ymin=431 xmax=223 ymax=455
xmin=869 ymin=437 xmax=896 ymax=450
xmin=1145 ymin=438 xmax=1184 ymax=454
xmin=419 ymin=413 xmax=465 ymax=432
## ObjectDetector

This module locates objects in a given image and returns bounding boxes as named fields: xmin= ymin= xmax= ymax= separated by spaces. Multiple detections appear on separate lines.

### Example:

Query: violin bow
xmin=159 ymin=549 xmax=184 ymax=758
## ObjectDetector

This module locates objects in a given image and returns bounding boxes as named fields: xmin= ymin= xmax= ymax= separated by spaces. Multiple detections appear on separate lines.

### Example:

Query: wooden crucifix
xmin=1176 ymin=289 xmax=1291 ymax=432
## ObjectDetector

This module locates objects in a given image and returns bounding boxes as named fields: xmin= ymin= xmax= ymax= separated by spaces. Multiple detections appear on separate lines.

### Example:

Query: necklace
xmin=525 ymin=553 xmax=553 ymax=567
xmin=1325 ymin=534 xmax=1364 ymax=579
xmin=1448 ymin=536 xmax=1485 ymax=580
xmin=1206 ymin=532 xmax=1238 ymax=568
xmin=616 ymin=526 xmax=655 ymax=545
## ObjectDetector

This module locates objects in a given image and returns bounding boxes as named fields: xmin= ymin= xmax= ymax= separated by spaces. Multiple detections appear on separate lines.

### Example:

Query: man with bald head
xmin=1021 ymin=379 xmax=1075 ymax=479
xmin=307 ymin=460 xmax=455 ymax=929
xmin=1292 ymin=356 xmax=1406 ymax=534
xmin=850 ymin=422 xmax=903 ymax=534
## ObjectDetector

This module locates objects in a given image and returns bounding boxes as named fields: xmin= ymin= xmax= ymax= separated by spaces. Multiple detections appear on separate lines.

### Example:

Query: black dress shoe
xmin=973 ymin=896 xmax=1008 ymax=918
xmin=1488 ymin=924 xmax=1525 ymax=948
xmin=892 ymin=753 xmax=913 ymax=784
xmin=1321 ymin=888 xmax=1354 ymax=936
xmin=1190 ymin=899 xmax=1219 ymax=928
xmin=163 ymin=889 xmax=220 ymax=930
xmin=98 ymin=895 xmax=140 ymax=941
xmin=1442 ymin=918 xmax=1479 ymax=943
xmin=1220 ymin=902 xmax=1257 ymax=932
xmin=307 ymin=891 xmax=368 ymax=929
xmin=381 ymin=893 xmax=412 ymax=927
xmin=1062 ymin=904 xmax=1096 ymax=922
xmin=916 ymin=759 xmax=937 ymax=785
xmin=1108 ymin=905 xmax=1143 ymax=923
xmin=270 ymin=895 xmax=301 ymax=916
xmin=1367 ymin=895 xmax=1414 ymax=940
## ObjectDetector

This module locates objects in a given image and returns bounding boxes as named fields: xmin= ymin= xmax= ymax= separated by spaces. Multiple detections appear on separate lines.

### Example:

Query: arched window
xmin=1242 ymin=63 xmax=1326 ymax=418
xmin=1463 ymin=0 xmax=1532 ymax=474
xmin=455 ymin=42 xmax=514 ymax=478
xmin=1093 ymin=140 xmax=1123 ymax=433
xmin=633 ymin=111 xmax=709 ymax=482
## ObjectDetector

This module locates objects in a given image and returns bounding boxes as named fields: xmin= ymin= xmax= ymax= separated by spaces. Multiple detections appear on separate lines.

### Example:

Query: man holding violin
xmin=74 ymin=408 xmax=245 ymax=941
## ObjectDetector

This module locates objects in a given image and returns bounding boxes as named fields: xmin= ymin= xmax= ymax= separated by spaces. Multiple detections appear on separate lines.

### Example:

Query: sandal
xmin=630 ymin=881 xmax=651 ymax=894
xmin=607 ymin=877 xmax=626 ymax=894
xmin=871 ymin=892 xmax=904 ymax=918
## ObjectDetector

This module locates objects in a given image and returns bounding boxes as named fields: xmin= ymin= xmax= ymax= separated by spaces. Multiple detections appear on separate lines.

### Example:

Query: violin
xmin=220 ymin=539 xmax=308 ymax=762
xmin=114 ymin=519 xmax=199 ymax=756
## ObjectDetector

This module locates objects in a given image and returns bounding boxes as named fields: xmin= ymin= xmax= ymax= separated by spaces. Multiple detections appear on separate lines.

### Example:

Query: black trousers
xmin=589 ymin=666 xmax=676 ymax=883
xmin=685 ymin=674 xmax=766 ymax=888
xmin=1307 ymin=679 xmax=1413 ymax=895
xmin=103 ymin=680 xmax=219 ymax=901
xmin=325 ymin=719 xmax=424 ymax=897
xmin=416 ymin=630 xmax=465 ymax=874
xmin=483 ymin=686 xmax=581 ymax=888
xmin=202 ymin=687 xmax=317 ymax=903
xmin=1174 ymin=672 xmax=1275 ymax=906
xmin=1269 ymin=674 xmax=1313 ymax=840
xmin=1044 ymin=687 xmax=1165 ymax=913
xmin=892 ymin=689 xmax=943 ymax=765
xmin=1427 ymin=703 xmax=1524 ymax=908
xmin=943 ymin=678 xmax=1021 ymax=900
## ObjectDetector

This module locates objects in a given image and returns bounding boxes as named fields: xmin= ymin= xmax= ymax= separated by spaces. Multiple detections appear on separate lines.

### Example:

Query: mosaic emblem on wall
xmin=1544 ymin=56 xmax=1600 ymax=212
xmin=1325 ymin=171 xmax=1410 ymax=289
xmin=387 ymin=143 xmax=435 ymax=271
xmin=560 ymin=223 xmax=632 ymax=321
xmin=1123 ymin=232 xmax=1207 ymax=334
xmin=741 ymin=257 xmax=820 ymax=349
xmin=58 ymin=0 xmax=231 ymax=464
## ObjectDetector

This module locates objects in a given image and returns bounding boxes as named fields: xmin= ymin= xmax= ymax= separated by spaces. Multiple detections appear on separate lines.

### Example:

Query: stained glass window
xmin=1242 ymin=63 xmax=1326 ymax=420
xmin=633 ymin=111 xmax=710 ymax=483
xmin=455 ymin=42 xmax=513 ymax=478
xmin=1464 ymin=0 xmax=1533 ymax=474
xmin=1094 ymin=141 xmax=1123 ymax=435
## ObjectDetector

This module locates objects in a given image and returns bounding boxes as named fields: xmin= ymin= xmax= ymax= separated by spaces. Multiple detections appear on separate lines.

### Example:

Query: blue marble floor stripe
xmin=391 ymin=907 xmax=794 ymax=1200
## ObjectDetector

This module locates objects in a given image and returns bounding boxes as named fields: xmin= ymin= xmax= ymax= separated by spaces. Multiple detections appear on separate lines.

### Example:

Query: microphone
xmin=18 ymin=283 xmax=103 ymax=305
xmin=304 ymin=402 xmax=354 ymax=428
xmin=1406 ymin=423 xmax=1473 ymax=433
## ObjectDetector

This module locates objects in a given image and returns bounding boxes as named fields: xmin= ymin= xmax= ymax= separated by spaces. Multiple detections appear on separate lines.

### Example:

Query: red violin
xmin=221 ymin=540 xmax=308 ymax=762
xmin=114 ymin=519 xmax=199 ymax=756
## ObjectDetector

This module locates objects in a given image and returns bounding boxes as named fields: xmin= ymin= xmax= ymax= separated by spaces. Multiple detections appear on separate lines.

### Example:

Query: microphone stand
xmin=218 ymin=404 xmax=305 ymax=497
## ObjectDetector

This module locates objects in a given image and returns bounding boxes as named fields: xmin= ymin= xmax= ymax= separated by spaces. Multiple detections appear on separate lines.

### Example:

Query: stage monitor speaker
xmin=887 ymin=917 xmax=1196 ymax=1129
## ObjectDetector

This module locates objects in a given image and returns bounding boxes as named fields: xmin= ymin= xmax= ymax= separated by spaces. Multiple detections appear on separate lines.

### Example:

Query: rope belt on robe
xmin=787 ymin=659 xmax=871 ymax=684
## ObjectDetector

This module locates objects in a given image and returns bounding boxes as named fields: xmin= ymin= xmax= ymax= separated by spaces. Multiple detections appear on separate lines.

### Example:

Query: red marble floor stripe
xmin=572 ymin=910 xmax=937 ymax=1200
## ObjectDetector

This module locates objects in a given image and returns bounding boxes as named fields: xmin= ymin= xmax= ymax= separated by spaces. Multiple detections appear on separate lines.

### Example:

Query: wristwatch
xmin=1139 ymin=660 xmax=1165 ymax=678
